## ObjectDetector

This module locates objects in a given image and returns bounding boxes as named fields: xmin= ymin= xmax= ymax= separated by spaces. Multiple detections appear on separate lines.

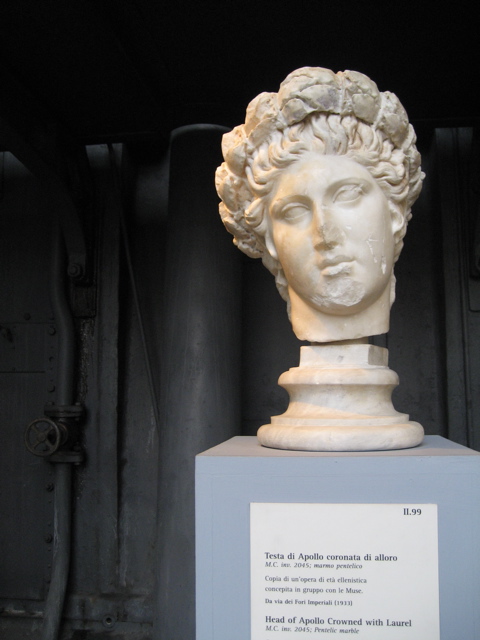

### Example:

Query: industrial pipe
xmin=41 ymin=222 xmax=75 ymax=640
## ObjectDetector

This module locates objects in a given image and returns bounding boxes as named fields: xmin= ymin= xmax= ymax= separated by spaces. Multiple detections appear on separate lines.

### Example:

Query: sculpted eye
xmin=278 ymin=203 xmax=311 ymax=223
xmin=333 ymin=184 xmax=364 ymax=204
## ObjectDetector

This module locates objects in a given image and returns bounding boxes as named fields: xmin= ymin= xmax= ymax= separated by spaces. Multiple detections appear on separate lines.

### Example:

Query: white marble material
xmin=257 ymin=344 xmax=423 ymax=451
xmin=265 ymin=153 xmax=395 ymax=342
xmin=216 ymin=67 xmax=424 ymax=450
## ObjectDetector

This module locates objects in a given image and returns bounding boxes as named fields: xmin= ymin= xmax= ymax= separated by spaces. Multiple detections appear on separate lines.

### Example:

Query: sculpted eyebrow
xmin=328 ymin=178 xmax=371 ymax=196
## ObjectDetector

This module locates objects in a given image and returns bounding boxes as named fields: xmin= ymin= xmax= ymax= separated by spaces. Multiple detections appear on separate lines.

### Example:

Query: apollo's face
xmin=265 ymin=153 xmax=395 ymax=316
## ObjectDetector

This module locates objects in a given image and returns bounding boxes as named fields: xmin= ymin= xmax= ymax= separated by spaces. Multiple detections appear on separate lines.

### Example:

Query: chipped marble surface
xmin=216 ymin=67 xmax=424 ymax=450
xmin=257 ymin=344 xmax=424 ymax=451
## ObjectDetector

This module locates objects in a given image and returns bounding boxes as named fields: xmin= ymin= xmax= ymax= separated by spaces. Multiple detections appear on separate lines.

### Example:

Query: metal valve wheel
xmin=24 ymin=418 xmax=66 ymax=457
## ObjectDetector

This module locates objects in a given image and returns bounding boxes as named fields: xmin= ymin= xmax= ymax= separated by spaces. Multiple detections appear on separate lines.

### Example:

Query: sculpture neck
xmin=288 ymin=283 xmax=392 ymax=343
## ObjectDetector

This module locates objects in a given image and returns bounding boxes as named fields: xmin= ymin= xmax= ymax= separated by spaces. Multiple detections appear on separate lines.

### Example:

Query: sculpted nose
xmin=313 ymin=207 xmax=343 ymax=249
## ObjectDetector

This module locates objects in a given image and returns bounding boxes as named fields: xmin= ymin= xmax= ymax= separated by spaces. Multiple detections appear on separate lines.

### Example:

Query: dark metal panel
xmin=433 ymin=127 xmax=480 ymax=451
xmin=466 ymin=136 xmax=480 ymax=453
xmin=69 ymin=145 xmax=120 ymax=596
xmin=0 ymin=373 xmax=54 ymax=600
xmin=0 ymin=618 xmax=44 ymax=640
xmin=0 ymin=153 xmax=56 ymax=602
xmin=154 ymin=125 xmax=242 ymax=640
xmin=0 ymin=323 xmax=52 ymax=373
xmin=114 ymin=146 xmax=167 ymax=599
xmin=0 ymin=154 xmax=54 ymax=320
xmin=0 ymin=73 xmax=90 ymax=283
xmin=436 ymin=129 xmax=473 ymax=447
xmin=0 ymin=143 xmax=161 ymax=636
xmin=452 ymin=128 xmax=480 ymax=452
xmin=116 ymin=305 xmax=159 ymax=600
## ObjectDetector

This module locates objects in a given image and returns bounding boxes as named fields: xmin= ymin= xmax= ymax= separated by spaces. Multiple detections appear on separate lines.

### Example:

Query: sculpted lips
xmin=318 ymin=255 xmax=353 ymax=276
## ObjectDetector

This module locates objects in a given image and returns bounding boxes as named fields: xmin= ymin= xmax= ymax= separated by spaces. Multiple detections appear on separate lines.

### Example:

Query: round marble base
xmin=257 ymin=343 xmax=424 ymax=452
xmin=257 ymin=421 xmax=424 ymax=452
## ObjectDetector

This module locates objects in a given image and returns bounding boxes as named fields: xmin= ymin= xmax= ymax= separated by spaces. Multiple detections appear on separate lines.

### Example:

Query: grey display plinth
xmin=196 ymin=436 xmax=480 ymax=640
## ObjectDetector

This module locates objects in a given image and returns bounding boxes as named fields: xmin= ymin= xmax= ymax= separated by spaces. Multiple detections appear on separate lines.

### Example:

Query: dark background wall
xmin=0 ymin=2 xmax=479 ymax=638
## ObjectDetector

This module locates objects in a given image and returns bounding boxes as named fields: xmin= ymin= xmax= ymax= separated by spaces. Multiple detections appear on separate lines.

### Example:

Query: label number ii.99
xmin=403 ymin=508 xmax=422 ymax=516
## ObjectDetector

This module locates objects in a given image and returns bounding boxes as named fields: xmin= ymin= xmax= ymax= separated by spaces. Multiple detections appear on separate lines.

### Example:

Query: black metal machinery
xmin=23 ymin=219 xmax=86 ymax=640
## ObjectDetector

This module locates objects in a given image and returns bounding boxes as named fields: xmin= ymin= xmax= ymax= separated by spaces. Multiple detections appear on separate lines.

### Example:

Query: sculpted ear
xmin=389 ymin=202 xmax=407 ymax=236
xmin=265 ymin=233 xmax=278 ymax=261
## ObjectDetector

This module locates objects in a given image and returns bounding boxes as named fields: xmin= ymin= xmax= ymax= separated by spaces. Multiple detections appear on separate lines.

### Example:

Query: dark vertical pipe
xmin=42 ymin=221 xmax=75 ymax=640
xmin=41 ymin=462 xmax=72 ymax=639
xmin=154 ymin=125 xmax=242 ymax=639
xmin=50 ymin=222 xmax=75 ymax=407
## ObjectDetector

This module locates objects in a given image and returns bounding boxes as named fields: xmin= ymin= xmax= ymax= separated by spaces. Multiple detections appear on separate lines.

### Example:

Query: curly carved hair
xmin=215 ymin=67 xmax=423 ymax=305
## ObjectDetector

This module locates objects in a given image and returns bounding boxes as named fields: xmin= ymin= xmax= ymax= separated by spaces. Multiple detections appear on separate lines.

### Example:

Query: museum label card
xmin=250 ymin=503 xmax=439 ymax=639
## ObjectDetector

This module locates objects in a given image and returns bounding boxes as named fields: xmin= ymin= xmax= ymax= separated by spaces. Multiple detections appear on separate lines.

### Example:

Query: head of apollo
xmin=215 ymin=67 xmax=424 ymax=343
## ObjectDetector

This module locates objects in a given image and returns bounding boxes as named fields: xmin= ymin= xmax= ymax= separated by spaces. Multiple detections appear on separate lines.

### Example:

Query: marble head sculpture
xmin=216 ymin=67 xmax=423 ymax=343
